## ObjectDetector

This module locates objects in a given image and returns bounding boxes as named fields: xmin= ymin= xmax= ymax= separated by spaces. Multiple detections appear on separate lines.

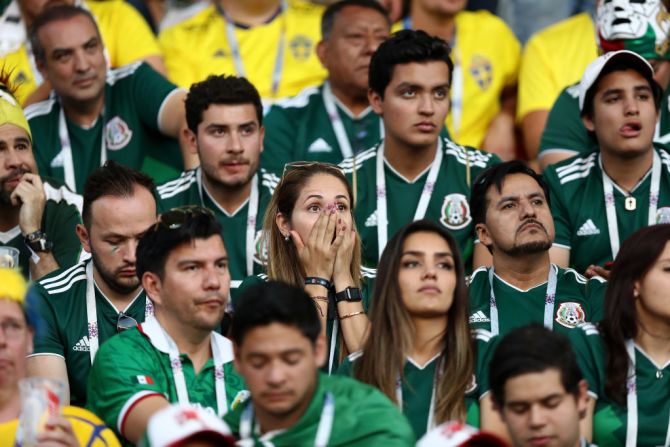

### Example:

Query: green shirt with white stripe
xmin=468 ymin=265 xmax=606 ymax=337
xmin=155 ymin=168 xmax=278 ymax=283
xmin=570 ymin=323 xmax=670 ymax=447
xmin=340 ymin=138 xmax=500 ymax=269
xmin=543 ymin=146 xmax=670 ymax=273
xmin=87 ymin=316 xmax=247 ymax=445
xmin=0 ymin=178 xmax=83 ymax=279
xmin=224 ymin=373 xmax=414 ymax=446
xmin=25 ymin=63 xmax=184 ymax=193
xmin=31 ymin=260 xmax=149 ymax=407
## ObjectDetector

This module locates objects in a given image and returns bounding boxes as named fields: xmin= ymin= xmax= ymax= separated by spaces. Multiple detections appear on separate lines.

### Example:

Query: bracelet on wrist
xmin=340 ymin=310 xmax=365 ymax=320
xmin=305 ymin=277 xmax=332 ymax=290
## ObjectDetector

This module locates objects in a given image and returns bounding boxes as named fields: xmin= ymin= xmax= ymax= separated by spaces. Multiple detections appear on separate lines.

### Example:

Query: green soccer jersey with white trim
xmin=87 ymin=316 xmax=247 ymax=445
xmin=0 ymin=178 xmax=83 ymax=278
xmin=543 ymin=147 xmax=670 ymax=273
xmin=31 ymin=260 xmax=150 ymax=407
xmin=468 ymin=265 xmax=606 ymax=336
xmin=570 ymin=323 xmax=670 ymax=447
xmin=340 ymin=138 xmax=500 ymax=269
xmin=155 ymin=168 xmax=278 ymax=283
xmin=25 ymin=62 xmax=184 ymax=193
xmin=539 ymin=82 xmax=670 ymax=162
xmin=337 ymin=329 xmax=494 ymax=439
xmin=224 ymin=373 xmax=415 ymax=446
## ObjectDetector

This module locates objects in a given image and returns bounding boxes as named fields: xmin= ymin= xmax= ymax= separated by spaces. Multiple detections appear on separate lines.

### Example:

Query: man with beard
xmin=468 ymin=161 xmax=606 ymax=337
xmin=0 ymin=78 xmax=82 ymax=280
xmin=27 ymin=161 xmax=157 ymax=407
xmin=157 ymin=75 xmax=276 ymax=285
xmin=87 ymin=205 xmax=247 ymax=444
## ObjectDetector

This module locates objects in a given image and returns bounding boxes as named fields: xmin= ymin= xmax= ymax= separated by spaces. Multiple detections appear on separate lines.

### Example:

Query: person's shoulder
xmin=159 ymin=3 xmax=217 ymax=37
xmin=339 ymin=145 xmax=378 ymax=174
xmin=85 ymin=0 xmax=136 ymax=18
xmin=556 ymin=266 xmax=589 ymax=285
xmin=456 ymin=9 xmax=515 ymax=36
xmin=268 ymin=85 xmax=322 ymax=112
xmin=543 ymin=151 xmax=598 ymax=186
xmin=323 ymin=374 xmax=389 ymax=404
xmin=36 ymin=261 xmax=87 ymax=297
xmin=656 ymin=144 xmax=670 ymax=173
xmin=96 ymin=321 xmax=151 ymax=358
xmin=24 ymin=97 xmax=58 ymax=121
xmin=106 ymin=61 xmax=147 ymax=86
xmin=259 ymin=168 xmax=281 ymax=195
xmin=526 ymin=12 xmax=593 ymax=48
xmin=156 ymin=169 xmax=198 ymax=200
xmin=42 ymin=179 xmax=83 ymax=210
xmin=442 ymin=138 xmax=499 ymax=169
xmin=467 ymin=265 xmax=490 ymax=286
xmin=569 ymin=322 xmax=602 ymax=347
xmin=286 ymin=0 xmax=324 ymax=17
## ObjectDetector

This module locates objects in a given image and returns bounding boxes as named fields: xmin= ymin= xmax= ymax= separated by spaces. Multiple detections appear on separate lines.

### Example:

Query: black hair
xmin=29 ymin=4 xmax=100 ymax=64
xmin=136 ymin=206 xmax=223 ymax=280
xmin=470 ymin=160 xmax=550 ymax=227
xmin=321 ymin=0 xmax=390 ymax=39
xmin=369 ymin=29 xmax=453 ymax=98
xmin=82 ymin=161 xmax=155 ymax=229
xmin=489 ymin=325 xmax=583 ymax=406
xmin=231 ymin=281 xmax=321 ymax=346
xmin=185 ymin=75 xmax=263 ymax=133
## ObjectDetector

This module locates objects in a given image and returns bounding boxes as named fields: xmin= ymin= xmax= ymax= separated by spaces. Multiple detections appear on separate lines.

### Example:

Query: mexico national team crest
xmin=440 ymin=194 xmax=472 ymax=230
xmin=253 ymin=229 xmax=268 ymax=266
xmin=657 ymin=207 xmax=670 ymax=224
xmin=555 ymin=302 xmax=586 ymax=329
xmin=105 ymin=116 xmax=133 ymax=151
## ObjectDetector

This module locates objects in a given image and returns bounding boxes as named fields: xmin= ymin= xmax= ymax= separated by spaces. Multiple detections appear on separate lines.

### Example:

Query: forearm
xmin=29 ymin=251 xmax=60 ymax=280
xmin=333 ymin=273 xmax=369 ymax=354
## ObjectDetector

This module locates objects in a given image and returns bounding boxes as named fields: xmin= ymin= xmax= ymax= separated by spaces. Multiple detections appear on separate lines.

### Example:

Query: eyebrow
xmin=395 ymin=82 xmax=450 ymax=91
xmin=206 ymin=121 xmax=257 ymax=129
xmin=303 ymin=194 xmax=349 ymax=202
xmin=496 ymin=191 xmax=544 ymax=206
xmin=602 ymin=84 xmax=652 ymax=97
xmin=401 ymin=251 xmax=453 ymax=258
xmin=176 ymin=256 xmax=228 ymax=267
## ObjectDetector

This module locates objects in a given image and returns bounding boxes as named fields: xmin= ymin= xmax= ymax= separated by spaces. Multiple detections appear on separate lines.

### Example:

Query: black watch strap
xmin=24 ymin=230 xmax=53 ymax=253
xmin=335 ymin=287 xmax=363 ymax=302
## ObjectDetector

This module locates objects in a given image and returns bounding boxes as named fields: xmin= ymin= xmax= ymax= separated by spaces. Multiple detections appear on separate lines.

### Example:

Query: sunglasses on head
xmin=281 ymin=161 xmax=344 ymax=177
xmin=154 ymin=205 xmax=215 ymax=231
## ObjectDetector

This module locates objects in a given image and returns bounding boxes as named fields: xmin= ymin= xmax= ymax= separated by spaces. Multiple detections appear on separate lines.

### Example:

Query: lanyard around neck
xmin=197 ymin=169 xmax=259 ymax=277
xmin=85 ymin=262 xmax=153 ymax=364
xmin=487 ymin=264 xmax=558 ymax=336
xmin=217 ymin=0 xmax=288 ymax=99
xmin=239 ymin=391 xmax=335 ymax=446
xmin=625 ymin=339 xmax=670 ymax=447
xmin=375 ymin=140 xmax=443 ymax=259
xmin=601 ymin=150 xmax=660 ymax=260
xmin=58 ymin=106 xmax=106 ymax=192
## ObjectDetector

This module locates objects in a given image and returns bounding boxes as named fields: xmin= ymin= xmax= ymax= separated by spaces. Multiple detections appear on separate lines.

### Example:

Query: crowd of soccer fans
xmin=0 ymin=0 xmax=669 ymax=446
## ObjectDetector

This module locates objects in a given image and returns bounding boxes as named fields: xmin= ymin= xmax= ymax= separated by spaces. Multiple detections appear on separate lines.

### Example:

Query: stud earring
xmin=284 ymin=233 xmax=290 ymax=241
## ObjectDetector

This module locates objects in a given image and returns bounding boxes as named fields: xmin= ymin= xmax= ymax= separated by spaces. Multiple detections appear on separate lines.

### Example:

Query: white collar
xmin=0 ymin=226 xmax=21 ymax=244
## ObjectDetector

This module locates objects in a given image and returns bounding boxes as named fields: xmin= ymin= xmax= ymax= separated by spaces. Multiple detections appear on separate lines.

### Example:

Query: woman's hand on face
xmin=291 ymin=206 xmax=344 ymax=279
xmin=333 ymin=223 xmax=356 ymax=285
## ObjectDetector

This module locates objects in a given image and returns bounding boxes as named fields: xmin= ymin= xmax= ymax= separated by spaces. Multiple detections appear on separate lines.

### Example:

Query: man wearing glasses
xmin=87 ymin=205 xmax=246 ymax=445
xmin=27 ymin=161 xmax=157 ymax=407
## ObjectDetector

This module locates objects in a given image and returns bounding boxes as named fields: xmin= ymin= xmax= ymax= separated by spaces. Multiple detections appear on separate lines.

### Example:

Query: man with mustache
xmin=468 ymin=161 xmax=606 ymax=337
xmin=157 ymin=75 xmax=275 ymax=286
xmin=0 ymin=78 xmax=82 ymax=280
xmin=87 ymin=205 xmax=246 ymax=445
xmin=27 ymin=161 xmax=157 ymax=407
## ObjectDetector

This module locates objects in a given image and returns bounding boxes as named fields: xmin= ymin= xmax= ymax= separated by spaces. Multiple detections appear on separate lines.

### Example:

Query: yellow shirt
xmin=0 ymin=0 xmax=161 ymax=105
xmin=158 ymin=0 xmax=327 ymax=101
xmin=517 ymin=12 xmax=597 ymax=121
xmin=395 ymin=11 xmax=520 ymax=148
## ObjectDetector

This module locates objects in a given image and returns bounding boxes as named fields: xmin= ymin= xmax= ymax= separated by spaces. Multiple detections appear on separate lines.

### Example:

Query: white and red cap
xmin=143 ymin=404 xmax=236 ymax=447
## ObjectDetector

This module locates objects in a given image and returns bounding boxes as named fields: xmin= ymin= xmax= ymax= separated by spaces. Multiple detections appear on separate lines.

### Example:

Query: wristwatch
xmin=24 ymin=230 xmax=53 ymax=253
xmin=335 ymin=287 xmax=363 ymax=302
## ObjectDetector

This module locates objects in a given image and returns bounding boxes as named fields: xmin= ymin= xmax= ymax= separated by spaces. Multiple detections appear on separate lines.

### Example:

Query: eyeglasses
xmin=281 ymin=161 xmax=344 ymax=177
xmin=116 ymin=312 xmax=138 ymax=333
xmin=155 ymin=205 xmax=215 ymax=230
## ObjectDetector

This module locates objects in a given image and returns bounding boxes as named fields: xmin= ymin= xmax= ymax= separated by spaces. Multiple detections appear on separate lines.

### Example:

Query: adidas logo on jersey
xmin=307 ymin=138 xmax=333 ymax=153
xmin=469 ymin=311 xmax=490 ymax=323
xmin=576 ymin=219 xmax=600 ymax=236
xmin=72 ymin=336 xmax=90 ymax=352
xmin=365 ymin=210 xmax=377 ymax=227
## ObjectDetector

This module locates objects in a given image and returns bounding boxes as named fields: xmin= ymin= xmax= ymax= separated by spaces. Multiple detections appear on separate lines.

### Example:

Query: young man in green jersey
xmin=545 ymin=50 xmax=670 ymax=278
xmin=225 ymin=280 xmax=414 ymax=445
xmin=87 ymin=205 xmax=246 ymax=445
xmin=24 ymin=5 xmax=195 ymax=192
xmin=340 ymin=29 xmax=499 ymax=270
xmin=261 ymin=0 xmax=390 ymax=174
xmin=0 ymin=78 xmax=82 ymax=280
xmin=489 ymin=325 xmax=593 ymax=447
xmin=156 ymin=75 xmax=276 ymax=286
xmin=27 ymin=161 xmax=157 ymax=407
xmin=469 ymin=161 xmax=605 ymax=337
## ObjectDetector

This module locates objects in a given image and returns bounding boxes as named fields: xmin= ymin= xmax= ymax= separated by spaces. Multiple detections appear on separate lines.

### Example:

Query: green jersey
xmin=87 ymin=316 xmax=247 ymax=445
xmin=224 ymin=373 xmax=414 ymax=446
xmin=31 ymin=260 xmax=151 ymax=406
xmin=539 ymin=83 xmax=670 ymax=162
xmin=570 ymin=323 xmax=670 ymax=447
xmin=25 ymin=62 xmax=184 ymax=193
xmin=544 ymin=147 xmax=670 ymax=273
xmin=468 ymin=265 xmax=606 ymax=337
xmin=155 ymin=168 xmax=278 ymax=283
xmin=337 ymin=329 xmax=495 ymax=439
xmin=340 ymin=138 xmax=500 ymax=269
xmin=0 ymin=178 xmax=83 ymax=278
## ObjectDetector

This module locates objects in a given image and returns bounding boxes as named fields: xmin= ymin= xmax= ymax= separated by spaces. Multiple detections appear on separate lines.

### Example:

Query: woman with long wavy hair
xmin=339 ymin=219 xmax=480 ymax=439
xmin=570 ymin=224 xmax=670 ymax=447
xmin=236 ymin=162 xmax=373 ymax=373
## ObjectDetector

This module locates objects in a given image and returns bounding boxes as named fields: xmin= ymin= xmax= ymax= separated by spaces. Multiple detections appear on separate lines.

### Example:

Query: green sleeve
xmin=568 ymin=325 xmax=602 ymax=396
xmin=539 ymin=85 xmax=595 ymax=156
xmin=261 ymin=105 xmax=299 ymax=177
xmin=31 ymin=284 xmax=66 ymax=356
xmin=44 ymin=200 xmax=83 ymax=270
xmin=586 ymin=277 xmax=607 ymax=322
xmin=473 ymin=330 xmax=500 ymax=397
xmin=543 ymin=166 xmax=572 ymax=249
xmin=231 ymin=274 xmax=267 ymax=308
xmin=130 ymin=63 xmax=180 ymax=133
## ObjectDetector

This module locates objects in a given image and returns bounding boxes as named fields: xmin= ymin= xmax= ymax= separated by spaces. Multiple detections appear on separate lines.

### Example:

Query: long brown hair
xmin=601 ymin=224 xmax=670 ymax=404
xmin=262 ymin=163 xmax=362 ymax=287
xmin=354 ymin=219 xmax=474 ymax=423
